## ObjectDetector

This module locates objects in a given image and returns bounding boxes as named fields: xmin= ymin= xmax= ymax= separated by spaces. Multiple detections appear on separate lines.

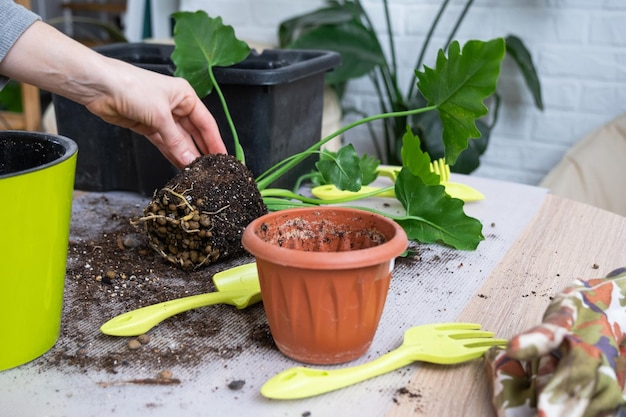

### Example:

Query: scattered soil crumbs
xmin=227 ymin=379 xmax=246 ymax=390
xmin=392 ymin=386 xmax=424 ymax=411
xmin=395 ymin=386 xmax=422 ymax=400
xmin=44 ymin=191 xmax=274 ymax=378
xmin=41 ymin=190 xmax=495 ymax=387
xmin=97 ymin=369 xmax=180 ymax=387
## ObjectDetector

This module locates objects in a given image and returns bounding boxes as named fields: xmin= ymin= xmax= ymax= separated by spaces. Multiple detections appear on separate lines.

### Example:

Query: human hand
xmin=0 ymin=20 xmax=227 ymax=168
xmin=486 ymin=267 xmax=626 ymax=417
xmin=84 ymin=57 xmax=227 ymax=168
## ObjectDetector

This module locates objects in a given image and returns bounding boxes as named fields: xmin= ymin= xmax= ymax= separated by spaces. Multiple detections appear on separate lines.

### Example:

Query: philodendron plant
xmin=170 ymin=10 xmax=505 ymax=252
xmin=278 ymin=0 xmax=543 ymax=173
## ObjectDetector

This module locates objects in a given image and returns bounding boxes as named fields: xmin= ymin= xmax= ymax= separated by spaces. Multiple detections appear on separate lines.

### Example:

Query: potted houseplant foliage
xmin=136 ymin=10 xmax=505 ymax=363
xmin=278 ymin=0 xmax=543 ymax=173
xmin=138 ymin=10 xmax=505 ymax=270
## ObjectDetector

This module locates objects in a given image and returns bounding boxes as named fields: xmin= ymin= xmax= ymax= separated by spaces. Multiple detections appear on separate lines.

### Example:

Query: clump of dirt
xmin=138 ymin=154 xmax=267 ymax=270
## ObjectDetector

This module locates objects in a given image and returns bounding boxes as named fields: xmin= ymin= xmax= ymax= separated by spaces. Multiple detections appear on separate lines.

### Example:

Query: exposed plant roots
xmin=136 ymin=154 xmax=267 ymax=270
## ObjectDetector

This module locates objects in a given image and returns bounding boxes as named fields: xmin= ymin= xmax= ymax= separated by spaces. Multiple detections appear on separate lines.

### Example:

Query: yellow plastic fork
xmin=430 ymin=157 xmax=451 ymax=181
xmin=430 ymin=158 xmax=485 ymax=202
xmin=261 ymin=322 xmax=506 ymax=400
xmin=310 ymin=159 xmax=484 ymax=202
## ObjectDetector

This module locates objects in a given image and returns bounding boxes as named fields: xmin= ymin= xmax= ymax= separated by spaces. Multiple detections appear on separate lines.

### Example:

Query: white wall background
xmin=179 ymin=0 xmax=626 ymax=185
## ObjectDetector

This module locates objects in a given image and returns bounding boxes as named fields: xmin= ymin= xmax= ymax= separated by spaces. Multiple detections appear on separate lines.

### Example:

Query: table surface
xmin=387 ymin=192 xmax=626 ymax=416
xmin=2 ymin=174 xmax=625 ymax=417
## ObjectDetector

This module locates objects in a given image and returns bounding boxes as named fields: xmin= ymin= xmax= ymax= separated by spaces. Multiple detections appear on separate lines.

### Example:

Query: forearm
xmin=0 ymin=15 xmax=226 ymax=165
xmin=0 ymin=20 xmax=124 ymax=106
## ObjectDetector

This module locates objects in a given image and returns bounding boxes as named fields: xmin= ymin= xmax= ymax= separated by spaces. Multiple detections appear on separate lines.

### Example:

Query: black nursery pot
xmin=53 ymin=43 xmax=340 ymax=196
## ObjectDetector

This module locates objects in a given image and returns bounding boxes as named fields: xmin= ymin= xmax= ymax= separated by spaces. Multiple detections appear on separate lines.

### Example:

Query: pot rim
xmin=241 ymin=206 xmax=408 ymax=270
xmin=0 ymin=130 xmax=78 ymax=179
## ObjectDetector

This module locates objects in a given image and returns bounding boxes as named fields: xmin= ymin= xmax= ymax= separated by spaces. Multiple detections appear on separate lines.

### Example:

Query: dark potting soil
xmin=46 ymin=164 xmax=273 ymax=379
xmin=56 ymin=197 xmax=275 ymax=373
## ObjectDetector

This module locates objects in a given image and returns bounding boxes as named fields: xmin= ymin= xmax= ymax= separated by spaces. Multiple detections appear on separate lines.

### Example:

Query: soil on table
xmin=45 ymin=183 xmax=272 ymax=381
xmin=41 ymin=162 xmax=443 ymax=387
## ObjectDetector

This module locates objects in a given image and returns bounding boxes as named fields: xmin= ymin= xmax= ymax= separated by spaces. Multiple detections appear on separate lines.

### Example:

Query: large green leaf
xmin=505 ymin=34 xmax=543 ymax=110
xmin=171 ymin=11 xmax=250 ymax=98
xmin=278 ymin=1 xmax=384 ymax=85
xmin=416 ymin=38 xmax=505 ymax=165
xmin=411 ymin=109 xmax=492 ymax=174
xmin=359 ymin=153 xmax=380 ymax=186
xmin=288 ymin=21 xmax=385 ymax=84
xmin=394 ymin=168 xmax=484 ymax=250
xmin=315 ymin=144 xmax=363 ymax=191
xmin=399 ymin=126 xmax=440 ymax=185
xmin=303 ymin=146 xmax=379 ymax=189
xmin=278 ymin=5 xmax=355 ymax=47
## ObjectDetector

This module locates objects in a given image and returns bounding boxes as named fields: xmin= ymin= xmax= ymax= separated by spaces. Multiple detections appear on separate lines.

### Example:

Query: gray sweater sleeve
xmin=0 ymin=0 xmax=40 ymax=61
xmin=0 ymin=0 xmax=41 ymax=88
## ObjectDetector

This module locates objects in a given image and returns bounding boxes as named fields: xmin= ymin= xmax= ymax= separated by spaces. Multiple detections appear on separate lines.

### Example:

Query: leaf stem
xmin=382 ymin=0 xmax=397 ymax=81
xmin=260 ymin=185 xmax=395 ymax=206
xmin=408 ymin=0 xmax=451 ymax=100
xmin=207 ymin=66 xmax=245 ymax=164
xmin=444 ymin=0 xmax=474 ymax=50
xmin=255 ymin=105 xmax=437 ymax=191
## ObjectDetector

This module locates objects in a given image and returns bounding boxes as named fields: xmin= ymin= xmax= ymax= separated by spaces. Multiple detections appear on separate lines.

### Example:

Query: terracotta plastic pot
xmin=242 ymin=207 xmax=408 ymax=365
xmin=0 ymin=131 xmax=77 ymax=371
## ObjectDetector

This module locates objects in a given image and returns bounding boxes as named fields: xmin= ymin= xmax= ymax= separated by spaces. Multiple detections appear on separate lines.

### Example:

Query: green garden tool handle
xmin=311 ymin=182 xmax=484 ymax=202
xmin=261 ymin=346 xmax=414 ymax=400
xmin=310 ymin=184 xmax=396 ymax=200
xmin=311 ymin=163 xmax=484 ymax=203
xmin=443 ymin=182 xmax=485 ymax=202
xmin=100 ymin=289 xmax=260 ymax=337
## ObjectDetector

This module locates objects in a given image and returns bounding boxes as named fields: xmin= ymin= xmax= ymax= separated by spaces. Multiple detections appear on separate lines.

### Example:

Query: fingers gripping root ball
xmin=139 ymin=154 xmax=267 ymax=270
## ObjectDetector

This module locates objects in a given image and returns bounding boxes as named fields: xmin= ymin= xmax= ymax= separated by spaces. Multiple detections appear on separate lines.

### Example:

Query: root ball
xmin=139 ymin=154 xmax=267 ymax=269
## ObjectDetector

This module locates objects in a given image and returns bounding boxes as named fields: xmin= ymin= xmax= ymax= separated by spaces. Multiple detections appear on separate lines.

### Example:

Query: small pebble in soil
xmin=158 ymin=370 xmax=173 ymax=380
xmin=227 ymin=380 xmax=246 ymax=390
xmin=137 ymin=334 xmax=150 ymax=345
xmin=127 ymin=339 xmax=142 ymax=350
xmin=122 ymin=233 xmax=144 ymax=249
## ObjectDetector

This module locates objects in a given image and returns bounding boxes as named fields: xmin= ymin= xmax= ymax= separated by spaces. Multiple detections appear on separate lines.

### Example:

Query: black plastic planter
xmin=53 ymin=43 xmax=340 ymax=196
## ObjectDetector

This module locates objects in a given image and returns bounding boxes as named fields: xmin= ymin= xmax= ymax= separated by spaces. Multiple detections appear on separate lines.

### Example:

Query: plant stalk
xmin=408 ymin=0 xmax=451 ymax=100
xmin=255 ymin=105 xmax=437 ymax=191
xmin=444 ymin=0 xmax=475 ymax=50
xmin=207 ymin=66 xmax=246 ymax=164
xmin=260 ymin=186 xmax=395 ymax=206
xmin=382 ymin=0 xmax=397 ymax=80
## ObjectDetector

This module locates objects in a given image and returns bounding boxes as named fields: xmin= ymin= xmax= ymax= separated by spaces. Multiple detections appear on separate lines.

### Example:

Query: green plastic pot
xmin=0 ymin=131 xmax=77 ymax=371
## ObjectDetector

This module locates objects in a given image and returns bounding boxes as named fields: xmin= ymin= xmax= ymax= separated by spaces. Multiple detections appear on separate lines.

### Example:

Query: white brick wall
xmin=181 ymin=0 xmax=626 ymax=185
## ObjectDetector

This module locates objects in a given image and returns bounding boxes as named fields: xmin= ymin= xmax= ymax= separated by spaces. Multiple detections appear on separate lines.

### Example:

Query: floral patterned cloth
xmin=486 ymin=267 xmax=626 ymax=417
